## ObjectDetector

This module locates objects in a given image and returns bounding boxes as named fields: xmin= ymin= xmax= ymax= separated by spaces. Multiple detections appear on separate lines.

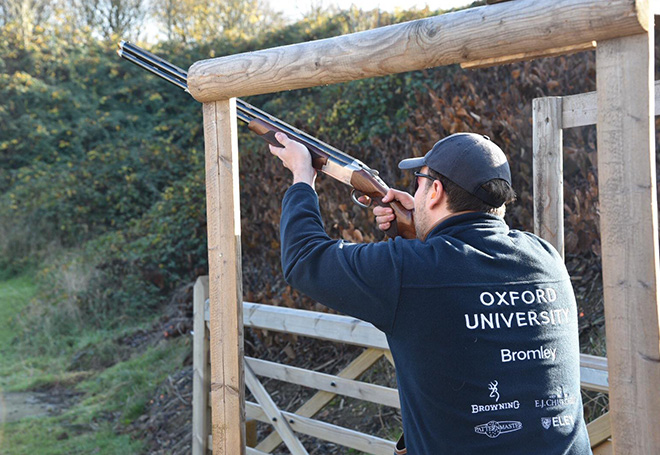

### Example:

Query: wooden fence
xmin=192 ymin=276 xmax=611 ymax=455
xmin=531 ymin=79 xmax=660 ymax=454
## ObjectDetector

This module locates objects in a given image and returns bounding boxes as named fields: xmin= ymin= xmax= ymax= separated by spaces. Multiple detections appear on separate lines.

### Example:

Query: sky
xmin=278 ymin=0 xmax=475 ymax=21
xmin=143 ymin=0 xmax=477 ymax=42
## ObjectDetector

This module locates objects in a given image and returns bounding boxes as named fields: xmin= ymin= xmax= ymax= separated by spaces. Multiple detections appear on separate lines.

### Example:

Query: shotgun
xmin=117 ymin=41 xmax=415 ymax=239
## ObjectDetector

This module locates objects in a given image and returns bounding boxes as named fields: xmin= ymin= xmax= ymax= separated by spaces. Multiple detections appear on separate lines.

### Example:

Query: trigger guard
xmin=351 ymin=189 xmax=372 ymax=208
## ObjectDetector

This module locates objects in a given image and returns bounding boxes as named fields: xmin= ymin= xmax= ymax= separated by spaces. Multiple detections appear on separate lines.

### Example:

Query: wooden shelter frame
xmin=187 ymin=1 xmax=659 ymax=453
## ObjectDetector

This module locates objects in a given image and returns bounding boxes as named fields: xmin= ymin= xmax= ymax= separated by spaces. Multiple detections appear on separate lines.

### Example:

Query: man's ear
xmin=428 ymin=180 xmax=444 ymax=208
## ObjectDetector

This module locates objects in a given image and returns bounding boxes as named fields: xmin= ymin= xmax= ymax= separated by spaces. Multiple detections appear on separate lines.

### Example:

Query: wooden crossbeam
xmin=246 ymin=448 xmax=270 ymax=455
xmin=188 ymin=0 xmax=648 ymax=102
xmin=246 ymin=357 xmax=400 ymax=409
xmin=243 ymin=302 xmax=389 ymax=349
xmin=587 ymin=412 xmax=612 ymax=448
xmin=461 ymin=42 xmax=596 ymax=70
xmin=247 ymin=402 xmax=396 ymax=455
xmin=562 ymin=80 xmax=660 ymax=129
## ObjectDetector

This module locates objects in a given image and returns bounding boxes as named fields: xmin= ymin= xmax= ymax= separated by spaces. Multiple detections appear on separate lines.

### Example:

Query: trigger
xmin=351 ymin=190 xmax=372 ymax=208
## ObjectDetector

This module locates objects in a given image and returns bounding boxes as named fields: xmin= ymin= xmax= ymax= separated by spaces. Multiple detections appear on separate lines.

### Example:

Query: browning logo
xmin=474 ymin=420 xmax=523 ymax=438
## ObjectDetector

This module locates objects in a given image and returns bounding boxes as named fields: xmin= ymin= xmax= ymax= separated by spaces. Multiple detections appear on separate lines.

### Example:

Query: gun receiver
xmin=117 ymin=41 xmax=415 ymax=239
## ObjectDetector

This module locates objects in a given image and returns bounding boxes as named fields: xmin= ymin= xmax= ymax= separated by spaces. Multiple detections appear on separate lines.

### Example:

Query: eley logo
xmin=474 ymin=420 xmax=523 ymax=438
xmin=541 ymin=415 xmax=574 ymax=429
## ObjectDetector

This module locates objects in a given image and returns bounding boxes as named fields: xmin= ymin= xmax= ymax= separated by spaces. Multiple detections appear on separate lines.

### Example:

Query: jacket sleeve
xmin=280 ymin=183 xmax=403 ymax=334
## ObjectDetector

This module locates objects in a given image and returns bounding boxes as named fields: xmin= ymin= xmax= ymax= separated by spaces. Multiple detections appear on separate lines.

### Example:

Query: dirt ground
xmin=0 ymin=388 xmax=78 ymax=424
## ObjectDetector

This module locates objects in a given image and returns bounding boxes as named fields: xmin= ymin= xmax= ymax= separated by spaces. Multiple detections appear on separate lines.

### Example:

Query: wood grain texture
xmin=192 ymin=276 xmax=211 ymax=455
xmin=255 ymin=348 xmax=384 ymax=453
xmin=247 ymin=402 xmax=396 ymax=455
xmin=461 ymin=42 xmax=595 ymax=70
xmin=533 ymin=96 xmax=564 ymax=258
xmin=203 ymin=100 xmax=245 ymax=455
xmin=244 ymin=364 xmax=308 ymax=455
xmin=246 ymin=356 xmax=401 ymax=408
xmin=587 ymin=412 xmax=612 ymax=448
xmin=596 ymin=31 xmax=660 ymax=454
xmin=243 ymin=301 xmax=389 ymax=349
xmin=188 ymin=0 xmax=647 ymax=102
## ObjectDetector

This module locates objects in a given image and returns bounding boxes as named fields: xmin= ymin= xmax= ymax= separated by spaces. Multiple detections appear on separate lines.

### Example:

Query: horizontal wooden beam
xmin=246 ymin=357 xmax=401 ymax=408
xmin=587 ymin=412 xmax=612 ymax=448
xmin=461 ymin=41 xmax=596 ymax=70
xmin=562 ymin=80 xmax=660 ymax=129
xmin=580 ymin=354 xmax=609 ymax=394
xmin=188 ymin=0 xmax=648 ymax=102
xmin=246 ymin=402 xmax=396 ymax=455
xmin=246 ymin=448 xmax=270 ymax=455
xmin=241 ymin=302 xmax=390 ymax=349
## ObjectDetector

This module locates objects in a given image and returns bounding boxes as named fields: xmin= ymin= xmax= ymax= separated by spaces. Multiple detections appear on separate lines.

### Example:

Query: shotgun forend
xmin=117 ymin=41 xmax=415 ymax=239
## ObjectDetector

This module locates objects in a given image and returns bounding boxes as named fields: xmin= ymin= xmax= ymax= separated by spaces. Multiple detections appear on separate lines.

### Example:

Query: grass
xmin=0 ymin=273 xmax=36 ymax=348
xmin=0 ymin=272 xmax=191 ymax=454
xmin=1 ymin=418 xmax=143 ymax=455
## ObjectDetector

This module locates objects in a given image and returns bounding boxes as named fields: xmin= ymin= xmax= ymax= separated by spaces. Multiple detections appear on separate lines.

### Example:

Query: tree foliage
xmin=150 ymin=0 xmax=284 ymax=43
xmin=2 ymin=3 xmax=633 ymax=356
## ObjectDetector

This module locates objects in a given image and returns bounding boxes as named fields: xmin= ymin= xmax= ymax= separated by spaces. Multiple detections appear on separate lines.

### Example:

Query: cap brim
xmin=398 ymin=157 xmax=426 ymax=170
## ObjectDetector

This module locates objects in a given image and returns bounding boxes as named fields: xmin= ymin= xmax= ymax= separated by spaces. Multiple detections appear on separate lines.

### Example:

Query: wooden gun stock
xmin=249 ymin=119 xmax=416 ymax=239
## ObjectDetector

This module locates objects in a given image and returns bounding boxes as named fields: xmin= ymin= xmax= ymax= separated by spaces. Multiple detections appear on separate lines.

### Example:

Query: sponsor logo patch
xmin=470 ymin=380 xmax=521 ymax=414
xmin=534 ymin=387 xmax=577 ymax=409
xmin=474 ymin=420 xmax=523 ymax=438
xmin=541 ymin=415 xmax=575 ymax=429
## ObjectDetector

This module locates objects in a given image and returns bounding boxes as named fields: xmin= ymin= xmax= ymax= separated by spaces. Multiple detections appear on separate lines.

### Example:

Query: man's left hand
xmin=269 ymin=132 xmax=317 ymax=187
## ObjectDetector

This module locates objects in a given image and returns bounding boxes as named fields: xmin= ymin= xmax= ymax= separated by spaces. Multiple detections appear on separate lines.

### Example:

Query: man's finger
xmin=381 ymin=189 xmax=394 ymax=203
xmin=275 ymin=131 xmax=290 ymax=145
xmin=373 ymin=206 xmax=392 ymax=217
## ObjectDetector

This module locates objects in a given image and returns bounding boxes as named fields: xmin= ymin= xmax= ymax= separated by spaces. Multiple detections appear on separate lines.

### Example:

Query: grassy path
xmin=0 ymin=273 xmax=189 ymax=454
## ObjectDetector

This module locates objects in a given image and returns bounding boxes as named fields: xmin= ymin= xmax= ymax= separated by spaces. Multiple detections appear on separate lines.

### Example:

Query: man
xmin=269 ymin=131 xmax=592 ymax=454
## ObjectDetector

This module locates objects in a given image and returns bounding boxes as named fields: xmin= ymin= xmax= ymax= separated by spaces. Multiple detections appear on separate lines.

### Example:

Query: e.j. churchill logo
xmin=474 ymin=420 xmax=523 ymax=438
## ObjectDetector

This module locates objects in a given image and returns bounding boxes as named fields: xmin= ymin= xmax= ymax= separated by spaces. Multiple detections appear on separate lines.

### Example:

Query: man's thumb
xmin=275 ymin=132 xmax=289 ymax=145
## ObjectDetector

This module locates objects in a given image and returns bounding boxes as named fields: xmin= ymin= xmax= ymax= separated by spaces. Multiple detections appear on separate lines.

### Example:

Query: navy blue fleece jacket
xmin=280 ymin=183 xmax=592 ymax=455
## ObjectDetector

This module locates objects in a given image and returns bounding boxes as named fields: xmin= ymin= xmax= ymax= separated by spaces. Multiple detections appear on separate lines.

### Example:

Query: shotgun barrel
xmin=117 ymin=41 xmax=415 ymax=239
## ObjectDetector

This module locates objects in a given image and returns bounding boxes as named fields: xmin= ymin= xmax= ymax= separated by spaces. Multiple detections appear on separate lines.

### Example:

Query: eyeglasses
xmin=413 ymin=171 xmax=438 ymax=193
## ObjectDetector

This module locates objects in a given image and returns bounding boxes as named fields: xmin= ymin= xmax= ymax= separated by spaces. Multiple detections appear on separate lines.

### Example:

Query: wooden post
xmin=203 ymin=99 xmax=245 ymax=454
xmin=532 ymin=96 xmax=564 ymax=258
xmin=596 ymin=30 xmax=660 ymax=453
xmin=193 ymin=276 xmax=210 ymax=454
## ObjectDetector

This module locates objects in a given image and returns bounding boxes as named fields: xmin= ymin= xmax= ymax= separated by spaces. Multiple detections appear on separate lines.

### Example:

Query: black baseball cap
xmin=399 ymin=133 xmax=512 ymax=207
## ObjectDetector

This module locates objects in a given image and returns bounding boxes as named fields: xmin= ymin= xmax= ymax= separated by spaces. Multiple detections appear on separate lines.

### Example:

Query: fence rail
xmin=192 ymin=276 xmax=610 ymax=454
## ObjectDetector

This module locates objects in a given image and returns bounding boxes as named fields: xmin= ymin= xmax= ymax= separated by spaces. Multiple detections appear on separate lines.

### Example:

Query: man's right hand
xmin=361 ymin=189 xmax=414 ymax=232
